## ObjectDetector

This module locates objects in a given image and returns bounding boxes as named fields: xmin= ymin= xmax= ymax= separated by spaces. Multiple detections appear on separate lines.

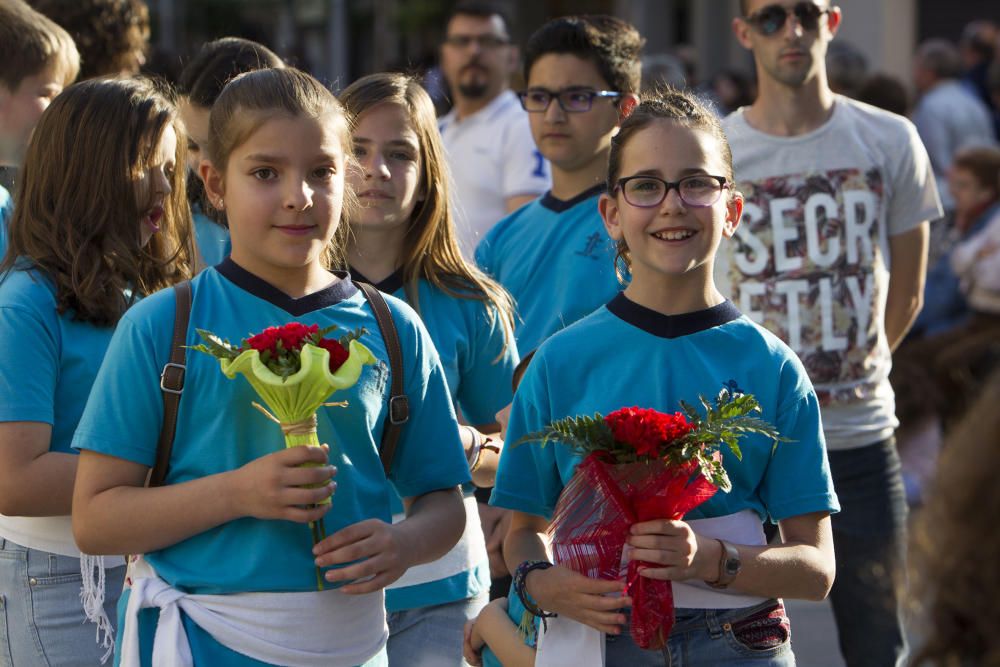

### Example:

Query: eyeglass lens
xmin=622 ymin=176 xmax=725 ymax=208
xmin=753 ymin=3 xmax=824 ymax=35
xmin=521 ymin=90 xmax=600 ymax=112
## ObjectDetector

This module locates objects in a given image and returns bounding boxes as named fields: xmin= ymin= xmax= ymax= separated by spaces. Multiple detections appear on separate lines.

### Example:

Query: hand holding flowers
xmin=515 ymin=388 xmax=787 ymax=648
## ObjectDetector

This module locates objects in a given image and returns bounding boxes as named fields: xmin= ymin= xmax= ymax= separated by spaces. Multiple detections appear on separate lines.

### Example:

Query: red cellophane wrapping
xmin=548 ymin=452 xmax=718 ymax=649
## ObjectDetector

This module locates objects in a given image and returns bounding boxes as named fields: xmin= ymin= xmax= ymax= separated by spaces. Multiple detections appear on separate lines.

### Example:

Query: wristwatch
xmin=707 ymin=539 xmax=741 ymax=589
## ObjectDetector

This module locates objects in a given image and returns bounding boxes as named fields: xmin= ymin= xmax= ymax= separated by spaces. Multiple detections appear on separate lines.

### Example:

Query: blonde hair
xmin=1 ymin=77 xmax=192 ymax=325
xmin=340 ymin=72 xmax=515 ymax=348
xmin=206 ymin=67 xmax=356 ymax=268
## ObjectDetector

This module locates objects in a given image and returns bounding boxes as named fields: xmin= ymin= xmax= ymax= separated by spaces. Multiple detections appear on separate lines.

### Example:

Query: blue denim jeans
xmin=0 ymin=537 xmax=126 ymax=667
xmin=605 ymin=599 xmax=794 ymax=666
xmin=386 ymin=591 xmax=489 ymax=667
xmin=827 ymin=438 xmax=908 ymax=667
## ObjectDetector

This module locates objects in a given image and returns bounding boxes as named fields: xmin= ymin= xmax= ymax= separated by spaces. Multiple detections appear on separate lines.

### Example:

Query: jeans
xmin=0 ymin=537 xmax=126 ymax=667
xmin=605 ymin=598 xmax=795 ymax=666
xmin=827 ymin=438 xmax=908 ymax=667
xmin=386 ymin=591 xmax=489 ymax=667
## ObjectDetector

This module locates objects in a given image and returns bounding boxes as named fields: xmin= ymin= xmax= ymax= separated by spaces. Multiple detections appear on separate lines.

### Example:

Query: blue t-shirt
xmin=73 ymin=259 xmax=471 ymax=665
xmin=192 ymin=207 xmax=231 ymax=268
xmin=492 ymin=293 xmax=840 ymax=524
xmin=0 ymin=184 xmax=13 ymax=260
xmin=0 ymin=265 xmax=115 ymax=453
xmin=352 ymin=268 xmax=519 ymax=611
xmin=475 ymin=186 xmax=621 ymax=353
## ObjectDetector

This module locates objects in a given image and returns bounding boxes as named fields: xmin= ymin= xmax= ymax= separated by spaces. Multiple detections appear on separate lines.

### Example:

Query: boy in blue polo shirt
xmin=476 ymin=15 xmax=643 ymax=354
xmin=0 ymin=0 xmax=79 ymax=257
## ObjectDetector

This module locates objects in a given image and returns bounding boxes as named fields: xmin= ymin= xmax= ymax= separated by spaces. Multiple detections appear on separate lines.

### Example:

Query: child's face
xmin=136 ymin=124 xmax=177 ymax=247
xmin=204 ymin=114 xmax=346 ymax=273
xmin=0 ymin=61 xmax=67 ymax=166
xmin=524 ymin=53 xmax=624 ymax=174
xmin=348 ymin=103 xmax=424 ymax=234
xmin=178 ymin=99 xmax=210 ymax=177
xmin=599 ymin=120 xmax=742 ymax=285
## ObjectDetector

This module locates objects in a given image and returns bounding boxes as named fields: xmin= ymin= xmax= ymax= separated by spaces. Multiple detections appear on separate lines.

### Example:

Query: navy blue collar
xmin=606 ymin=292 xmax=742 ymax=338
xmin=540 ymin=184 xmax=606 ymax=213
xmin=349 ymin=266 xmax=404 ymax=295
xmin=215 ymin=257 xmax=357 ymax=316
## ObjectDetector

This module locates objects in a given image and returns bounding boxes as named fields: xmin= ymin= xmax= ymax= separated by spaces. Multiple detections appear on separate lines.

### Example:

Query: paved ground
xmin=786 ymin=598 xmax=847 ymax=667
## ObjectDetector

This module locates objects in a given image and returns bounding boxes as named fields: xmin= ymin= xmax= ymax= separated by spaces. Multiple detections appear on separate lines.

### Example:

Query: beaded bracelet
xmin=513 ymin=560 xmax=558 ymax=621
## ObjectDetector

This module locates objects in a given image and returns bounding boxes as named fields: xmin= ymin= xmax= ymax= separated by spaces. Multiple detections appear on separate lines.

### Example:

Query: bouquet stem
xmin=252 ymin=402 xmax=339 ymax=591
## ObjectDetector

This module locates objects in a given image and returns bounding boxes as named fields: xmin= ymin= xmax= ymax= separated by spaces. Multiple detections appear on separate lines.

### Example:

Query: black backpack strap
xmin=150 ymin=281 xmax=191 ymax=487
xmin=355 ymin=281 xmax=409 ymax=475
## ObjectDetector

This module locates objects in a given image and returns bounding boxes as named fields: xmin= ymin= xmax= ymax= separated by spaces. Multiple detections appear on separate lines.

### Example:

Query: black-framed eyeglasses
xmin=443 ymin=34 xmax=510 ymax=50
xmin=614 ymin=174 xmax=730 ymax=208
xmin=746 ymin=2 xmax=829 ymax=36
xmin=518 ymin=88 xmax=622 ymax=113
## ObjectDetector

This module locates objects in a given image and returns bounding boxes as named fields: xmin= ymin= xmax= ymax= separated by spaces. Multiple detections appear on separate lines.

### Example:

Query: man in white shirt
xmin=718 ymin=2 xmax=943 ymax=666
xmin=438 ymin=2 xmax=550 ymax=257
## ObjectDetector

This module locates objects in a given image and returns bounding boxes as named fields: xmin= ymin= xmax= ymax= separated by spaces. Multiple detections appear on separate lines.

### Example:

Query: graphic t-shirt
xmin=476 ymin=185 xmax=621 ymax=354
xmin=718 ymin=97 xmax=943 ymax=449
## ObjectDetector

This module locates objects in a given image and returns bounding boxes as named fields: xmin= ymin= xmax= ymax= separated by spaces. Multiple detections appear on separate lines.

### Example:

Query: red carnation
xmin=246 ymin=327 xmax=280 ymax=354
xmin=604 ymin=407 xmax=693 ymax=458
xmin=318 ymin=338 xmax=350 ymax=373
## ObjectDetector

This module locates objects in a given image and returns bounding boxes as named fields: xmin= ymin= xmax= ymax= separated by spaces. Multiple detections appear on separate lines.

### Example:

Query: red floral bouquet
xmin=517 ymin=389 xmax=785 ymax=648
xmin=192 ymin=322 xmax=376 ymax=589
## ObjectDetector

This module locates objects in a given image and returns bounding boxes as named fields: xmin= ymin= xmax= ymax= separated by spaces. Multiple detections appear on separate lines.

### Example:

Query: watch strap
xmin=707 ymin=538 xmax=741 ymax=589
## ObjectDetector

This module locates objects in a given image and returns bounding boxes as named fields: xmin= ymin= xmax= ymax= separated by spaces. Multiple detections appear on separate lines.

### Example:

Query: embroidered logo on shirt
xmin=575 ymin=232 xmax=606 ymax=260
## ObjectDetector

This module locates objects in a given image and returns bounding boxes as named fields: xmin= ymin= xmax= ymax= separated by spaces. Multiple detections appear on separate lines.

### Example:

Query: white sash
xmin=120 ymin=558 xmax=387 ymax=667
xmin=386 ymin=494 xmax=485 ymax=589
xmin=535 ymin=511 xmax=768 ymax=667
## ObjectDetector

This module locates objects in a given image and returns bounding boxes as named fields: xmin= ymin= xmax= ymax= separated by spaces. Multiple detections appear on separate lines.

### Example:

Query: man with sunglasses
xmin=438 ymin=1 xmax=550 ymax=258
xmin=716 ymin=3 xmax=943 ymax=666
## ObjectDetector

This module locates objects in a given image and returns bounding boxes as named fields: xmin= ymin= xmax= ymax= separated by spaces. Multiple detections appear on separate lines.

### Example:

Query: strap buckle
xmin=388 ymin=395 xmax=409 ymax=425
xmin=160 ymin=362 xmax=186 ymax=395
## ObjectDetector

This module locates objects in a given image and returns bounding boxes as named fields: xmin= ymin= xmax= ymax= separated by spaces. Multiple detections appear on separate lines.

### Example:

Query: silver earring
xmin=217 ymin=198 xmax=224 ymax=209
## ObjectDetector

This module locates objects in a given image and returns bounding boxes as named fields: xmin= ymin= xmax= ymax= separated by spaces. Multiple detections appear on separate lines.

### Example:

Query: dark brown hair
xmin=524 ymin=15 xmax=644 ymax=94
xmin=1 ymin=77 xmax=192 ymax=325
xmin=910 ymin=368 xmax=1000 ymax=665
xmin=178 ymin=37 xmax=284 ymax=108
xmin=605 ymin=87 xmax=734 ymax=280
xmin=206 ymin=67 xmax=356 ymax=268
xmin=29 ymin=0 xmax=148 ymax=79
xmin=951 ymin=145 xmax=1000 ymax=196
xmin=0 ymin=0 xmax=79 ymax=90
xmin=340 ymin=72 xmax=515 ymax=347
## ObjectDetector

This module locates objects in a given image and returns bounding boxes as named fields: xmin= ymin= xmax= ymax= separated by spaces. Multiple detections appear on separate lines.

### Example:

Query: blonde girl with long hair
xmin=340 ymin=72 xmax=519 ymax=666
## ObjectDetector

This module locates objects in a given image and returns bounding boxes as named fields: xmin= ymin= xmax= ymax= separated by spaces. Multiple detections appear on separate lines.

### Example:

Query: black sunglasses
xmin=746 ymin=2 xmax=828 ymax=36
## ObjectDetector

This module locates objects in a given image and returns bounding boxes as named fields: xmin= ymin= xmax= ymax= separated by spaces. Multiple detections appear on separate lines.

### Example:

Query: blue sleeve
xmin=0 ymin=303 xmax=58 ymax=424
xmin=489 ymin=356 xmax=563 ymax=519
xmin=387 ymin=311 xmax=472 ymax=499
xmin=474 ymin=229 xmax=497 ymax=279
xmin=71 ymin=301 xmax=170 ymax=466
xmin=455 ymin=303 xmax=518 ymax=425
xmin=758 ymin=359 xmax=840 ymax=522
